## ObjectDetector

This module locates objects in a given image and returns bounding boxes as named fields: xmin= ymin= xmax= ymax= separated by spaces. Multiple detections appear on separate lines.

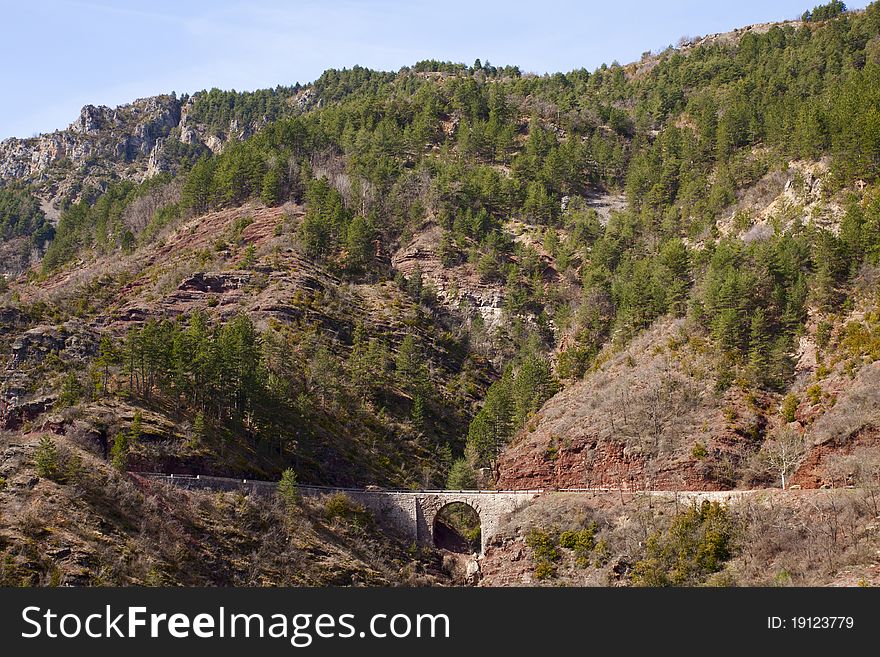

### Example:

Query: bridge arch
xmin=430 ymin=500 xmax=482 ymax=553
xmin=413 ymin=492 xmax=535 ymax=554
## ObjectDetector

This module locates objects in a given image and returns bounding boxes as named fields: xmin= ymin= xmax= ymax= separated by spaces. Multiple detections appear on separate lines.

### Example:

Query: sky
xmin=0 ymin=0 xmax=870 ymax=140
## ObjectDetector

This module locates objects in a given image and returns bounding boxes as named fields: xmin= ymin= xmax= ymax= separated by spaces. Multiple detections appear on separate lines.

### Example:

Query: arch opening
xmin=433 ymin=501 xmax=481 ymax=553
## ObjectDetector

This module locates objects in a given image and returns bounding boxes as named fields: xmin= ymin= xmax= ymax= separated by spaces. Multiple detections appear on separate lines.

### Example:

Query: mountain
xmin=2 ymin=0 xmax=880 ymax=587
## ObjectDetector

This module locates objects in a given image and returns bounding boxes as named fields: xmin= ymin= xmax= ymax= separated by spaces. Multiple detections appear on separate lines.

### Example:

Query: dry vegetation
xmin=0 ymin=431 xmax=446 ymax=586
xmin=480 ymin=490 xmax=880 ymax=587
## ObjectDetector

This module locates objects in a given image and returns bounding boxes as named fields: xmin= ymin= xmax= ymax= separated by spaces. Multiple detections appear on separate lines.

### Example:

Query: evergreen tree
xmin=181 ymin=155 xmax=216 ymax=214
xmin=345 ymin=214 xmax=373 ymax=272
xmin=110 ymin=431 xmax=130 ymax=471
xmin=34 ymin=435 xmax=61 ymax=480
xmin=447 ymin=458 xmax=477 ymax=489
xmin=466 ymin=367 xmax=515 ymax=468
xmin=411 ymin=393 xmax=427 ymax=434
xmin=260 ymin=167 xmax=283 ymax=206
xmin=395 ymin=334 xmax=425 ymax=391
xmin=748 ymin=308 xmax=771 ymax=383
xmin=277 ymin=468 xmax=300 ymax=507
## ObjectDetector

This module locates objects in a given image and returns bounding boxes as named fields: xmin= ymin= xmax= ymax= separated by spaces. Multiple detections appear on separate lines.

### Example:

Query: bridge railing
xmin=133 ymin=473 xmax=548 ymax=494
xmin=133 ymin=473 xmax=752 ymax=496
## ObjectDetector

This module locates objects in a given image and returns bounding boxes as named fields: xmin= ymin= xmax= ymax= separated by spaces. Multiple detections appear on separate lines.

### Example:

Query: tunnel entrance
xmin=433 ymin=502 xmax=481 ymax=553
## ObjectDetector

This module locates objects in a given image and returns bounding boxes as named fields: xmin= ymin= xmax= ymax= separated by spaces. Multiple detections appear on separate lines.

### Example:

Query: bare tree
xmin=614 ymin=358 xmax=701 ymax=457
xmin=760 ymin=429 xmax=807 ymax=489
xmin=827 ymin=447 xmax=880 ymax=514
xmin=121 ymin=179 xmax=181 ymax=235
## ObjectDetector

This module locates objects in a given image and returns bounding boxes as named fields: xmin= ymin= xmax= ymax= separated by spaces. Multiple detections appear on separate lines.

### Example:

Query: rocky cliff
xmin=0 ymin=91 xmax=286 ymax=213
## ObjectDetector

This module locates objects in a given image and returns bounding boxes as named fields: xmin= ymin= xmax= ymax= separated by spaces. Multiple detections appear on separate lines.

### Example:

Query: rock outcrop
xmin=1 ymin=319 xmax=98 ymax=429
xmin=0 ymin=91 xmax=274 ymax=211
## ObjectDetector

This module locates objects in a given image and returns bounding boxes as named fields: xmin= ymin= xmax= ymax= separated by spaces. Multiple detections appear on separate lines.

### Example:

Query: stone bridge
xmin=335 ymin=489 xmax=540 ymax=553
xmin=138 ymin=474 xmax=540 ymax=553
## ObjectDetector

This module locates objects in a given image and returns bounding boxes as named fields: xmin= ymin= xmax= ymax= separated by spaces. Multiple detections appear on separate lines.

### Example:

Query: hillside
xmin=1 ymin=0 xmax=880 ymax=587
xmin=0 ymin=430 xmax=446 ymax=586
xmin=479 ymin=489 xmax=880 ymax=586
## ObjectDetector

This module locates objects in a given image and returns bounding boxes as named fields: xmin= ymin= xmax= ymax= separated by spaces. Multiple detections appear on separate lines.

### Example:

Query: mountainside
xmin=2 ymin=1 xmax=880 ymax=587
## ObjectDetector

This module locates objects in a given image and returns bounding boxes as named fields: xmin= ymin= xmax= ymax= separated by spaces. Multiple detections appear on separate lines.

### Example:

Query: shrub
xmin=631 ymin=501 xmax=734 ymax=587
xmin=559 ymin=523 xmax=598 ymax=567
xmin=593 ymin=538 xmax=610 ymax=567
xmin=526 ymin=528 xmax=559 ymax=562
xmin=781 ymin=393 xmax=799 ymax=422
xmin=691 ymin=441 xmax=708 ymax=459
xmin=534 ymin=561 xmax=557 ymax=580
xmin=323 ymin=493 xmax=370 ymax=527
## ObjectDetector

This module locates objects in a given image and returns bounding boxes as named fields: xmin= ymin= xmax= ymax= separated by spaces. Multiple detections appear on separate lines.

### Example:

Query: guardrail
xmin=134 ymin=473 xmax=546 ymax=494
xmin=134 ymin=473 xmax=756 ymax=496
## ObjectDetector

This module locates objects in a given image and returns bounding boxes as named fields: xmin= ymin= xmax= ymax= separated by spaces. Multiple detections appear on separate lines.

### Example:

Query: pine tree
xmin=217 ymin=315 xmax=262 ymax=418
xmin=466 ymin=367 xmax=515 ymax=468
xmin=411 ymin=393 xmax=427 ymax=434
xmin=181 ymin=155 xmax=216 ymax=215
xmin=34 ymin=435 xmax=60 ymax=480
xmin=345 ymin=215 xmax=373 ymax=273
xmin=95 ymin=335 xmax=117 ymax=396
xmin=659 ymin=238 xmax=690 ymax=316
xmin=447 ymin=458 xmax=477 ymax=489
xmin=110 ymin=431 xmax=130 ymax=471
xmin=260 ymin=168 xmax=282 ymax=206
xmin=277 ymin=468 xmax=300 ymax=508
xmin=57 ymin=371 xmax=82 ymax=407
xmin=395 ymin=334 xmax=423 ymax=391
xmin=308 ymin=345 xmax=341 ymax=408
xmin=191 ymin=411 xmax=207 ymax=447
xmin=512 ymin=353 xmax=558 ymax=428
xmin=239 ymin=244 xmax=257 ymax=269
xmin=748 ymin=308 xmax=771 ymax=384
xmin=348 ymin=324 xmax=373 ymax=402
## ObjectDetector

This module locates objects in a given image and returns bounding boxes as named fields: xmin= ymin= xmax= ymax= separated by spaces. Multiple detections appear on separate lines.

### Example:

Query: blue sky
xmin=0 ymin=0 xmax=869 ymax=139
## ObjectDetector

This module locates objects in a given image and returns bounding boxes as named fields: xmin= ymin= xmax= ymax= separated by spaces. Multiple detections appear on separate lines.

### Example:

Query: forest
xmin=3 ymin=1 xmax=880 ymax=489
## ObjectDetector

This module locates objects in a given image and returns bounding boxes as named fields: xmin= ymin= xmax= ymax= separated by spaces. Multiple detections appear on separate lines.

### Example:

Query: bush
xmin=631 ymin=501 xmax=734 ymax=586
xmin=559 ymin=524 xmax=598 ymax=567
xmin=526 ymin=528 xmax=559 ymax=563
xmin=323 ymin=493 xmax=371 ymax=527
xmin=534 ymin=561 xmax=557 ymax=580
xmin=781 ymin=393 xmax=799 ymax=422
